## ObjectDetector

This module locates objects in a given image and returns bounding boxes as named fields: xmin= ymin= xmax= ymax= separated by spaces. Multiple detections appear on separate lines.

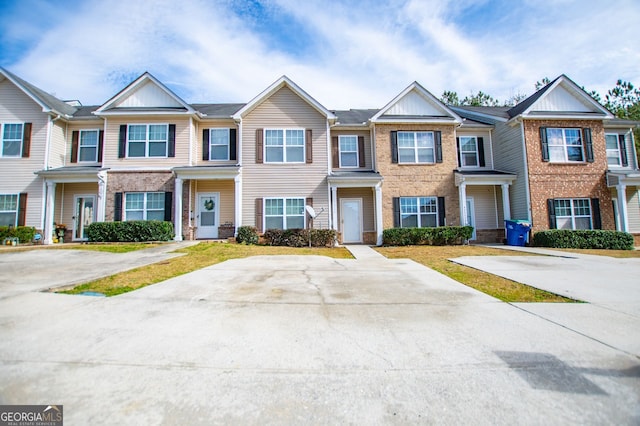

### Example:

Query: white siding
xmin=534 ymin=85 xmax=593 ymax=112
xmin=492 ymin=121 xmax=529 ymax=220
xmin=386 ymin=90 xmax=444 ymax=116
xmin=115 ymin=81 xmax=183 ymax=108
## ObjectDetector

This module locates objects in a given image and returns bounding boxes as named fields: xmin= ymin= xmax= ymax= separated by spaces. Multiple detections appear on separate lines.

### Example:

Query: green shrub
xmin=86 ymin=221 xmax=174 ymax=242
xmin=0 ymin=226 xmax=36 ymax=243
xmin=382 ymin=226 xmax=474 ymax=246
xmin=263 ymin=228 xmax=337 ymax=247
xmin=532 ymin=229 xmax=634 ymax=250
xmin=236 ymin=226 xmax=259 ymax=245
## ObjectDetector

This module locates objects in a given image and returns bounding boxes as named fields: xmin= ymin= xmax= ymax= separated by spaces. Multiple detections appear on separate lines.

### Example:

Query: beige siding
xmin=626 ymin=188 xmax=640 ymax=233
xmin=190 ymin=180 xmax=236 ymax=226
xmin=194 ymin=119 xmax=239 ymax=166
xmin=240 ymin=87 xmax=329 ymax=228
xmin=466 ymin=186 xmax=500 ymax=230
xmin=54 ymin=182 xmax=98 ymax=230
xmin=66 ymin=121 xmax=105 ymax=166
xmin=330 ymin=130 xmax=372 ymax=170
xmin=0 ymin=79 xmax=50 ymax=228
xmin=103 ymin=116 xmax=191 ymax=168
xmin=337 ymin=188 xmax=375 ymax=232
xmin=48 ymin=121 xmax=66 ymax=169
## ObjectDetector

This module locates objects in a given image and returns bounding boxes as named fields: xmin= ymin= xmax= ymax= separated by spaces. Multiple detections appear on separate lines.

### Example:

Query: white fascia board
xmin=93 ymin=110 xmax=195 ymax=117
xmin=372 ymin=117 xmax=459 ymax=125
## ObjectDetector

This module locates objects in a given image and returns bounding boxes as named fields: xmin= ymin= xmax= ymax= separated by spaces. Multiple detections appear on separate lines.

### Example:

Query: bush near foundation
xmin=86 ymin=220 xmax=174 ymax=242
xmin=0 ymin=226 xmax=36 ymax=243
xmin=263 ymin=228 xmax=337 ymax=247
xmin=383 ymin=226 xmax=474 ymax=246
xmin=236 ymin=226 xmax=259 ymax=245
xmin=532 ymin=229 xmax=634 ymax=250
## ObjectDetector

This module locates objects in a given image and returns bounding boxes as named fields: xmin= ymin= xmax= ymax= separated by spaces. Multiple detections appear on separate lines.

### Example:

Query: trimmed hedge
xmin=532 ymin=229 xmax=634 ymax=250
xmin=236 ymin=226 xmax=259 ymax=245
xmin=86 ymin=220 xmax=174 ymax=242
xmin=263 ymin=228 xmax=337 ymax=247
xmin=0 ymin=226 xmax=36 ymax=243
xmin=383 ymin=226 xmax=474 ymax=246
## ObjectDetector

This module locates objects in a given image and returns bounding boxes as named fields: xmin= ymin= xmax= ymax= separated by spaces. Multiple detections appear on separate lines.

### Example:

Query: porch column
xmin=174 ymin=177 xmax=183 ymax=241
xmin=501 ymin=183 xmax=511 ymax=221
xmin=43 ymin=181 xmax=56 ymax=245
xmin=96 ymin=170 xmax=107 ymax=222
xmin=234 ymin=174 xmax=242 ymax=236
xmin=330 ymin=186 xmax=338 ymax=232
xmin=375 ymin=183 xmax=383 ymax=246
xmin=458 ymin=182 xmax=467 ymax=226
xmin=616 ymin=184 xmax=629 ymax=232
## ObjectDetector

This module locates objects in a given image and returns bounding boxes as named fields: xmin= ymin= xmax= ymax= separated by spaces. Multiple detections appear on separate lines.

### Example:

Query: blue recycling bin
xmin=505 ymin=220 xmax=531 ymax=246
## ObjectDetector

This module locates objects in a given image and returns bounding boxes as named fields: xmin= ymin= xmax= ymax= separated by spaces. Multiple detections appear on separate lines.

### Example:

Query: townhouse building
xmin=1 ymin=68 xmax=638 ymax=246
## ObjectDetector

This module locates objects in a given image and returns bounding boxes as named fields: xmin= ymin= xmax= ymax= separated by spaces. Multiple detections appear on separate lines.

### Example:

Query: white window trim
xmin=399 ymin=196 xmax=439 ymax=228
xmin=124 ymin=192 xmax=165 ymax=221
xmin=0 ymin=193 xmax=18 ymax=226
xmin=78 ymin=129 xmax=100 ymax=163
xmin=0 ymin=123 xmax=24 ymax=158
xmin=459 ymin=135 xmax=479 ymax=168
xmin=397 ymin=131 xmax=435 ymax=164
xmin=605 ymin=133 xmax=622 ymax=167
xmin=338 ymin=135 xmax=359 ymax=168
xmin=554 ymin=198 xmax=592 ymax=230
xmin=547 ymin=128 xmax=585 ymax=163
xmin=264 ymin=128 xmax=305 ymax=164
xmin=264 ymin=197 xmax=306 ymax=230
xmin=209 ymin=128 xmax=230 ymax=161
xmin=126 ymin=123 xmax=169 ymax=158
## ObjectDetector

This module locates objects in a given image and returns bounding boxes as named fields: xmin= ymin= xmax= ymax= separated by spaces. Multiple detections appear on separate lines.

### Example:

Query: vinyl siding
xmin=103 ymin=117 xmax=191 ymax=168
xmin=66 ymin=122 xmax=104 ymax=166
xmin=337 ymin=187 xmax=375 ymax=232
xmin=626 ymin=188 xmax=640 ymax=233
xmin=492 ymin=121 xmax=528 ymax=220
xmin=54 ymin=182 xmax=98 ymax=231
xmin=455 ymin=130 xmax=492 ymax=169
xmin=330 ymin=130 xmax=372 ymax=170
xmin=194 ymin=119 xmax=238 ymax=166
xmin=0 ymin=78 xmax=49 ymax=228
xmin=190 ymin=179 xmax=236 ymax=226
xmin=466 ymin=185 xmax=501 ymax=229
xmin=48 ymin=121 xmax=66 ymax=168
xmin=240 ymin=86 xmax=329 ymax=228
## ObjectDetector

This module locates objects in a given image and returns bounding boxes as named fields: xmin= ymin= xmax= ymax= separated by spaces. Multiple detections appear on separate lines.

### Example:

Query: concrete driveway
xmin=0 ymin=244 xmax=639 ymax=425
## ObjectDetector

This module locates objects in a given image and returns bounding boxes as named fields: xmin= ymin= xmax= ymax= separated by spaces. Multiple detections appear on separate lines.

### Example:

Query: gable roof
xmin=95 ymin=72 xmax=195 ymax=115
xmin=371 ymin=81 xmax=462 ymax=124
xmin=0 ymin=67 xmax=78 ymax=117
xmin=232 ymin=76 xmax=336 ymax=120
xmin=507 ymin=74 xmax=613 ymax=120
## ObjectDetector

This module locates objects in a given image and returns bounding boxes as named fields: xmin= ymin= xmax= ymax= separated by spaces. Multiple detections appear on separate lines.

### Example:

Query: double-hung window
xmin=128 ymin=124 xmax=168 ymax=157
xmin=400 ymin=197 xmax=438 ymax=228
xmin=459 ymin=136 xmax=478 ymax=167
xmin=546 ymin=128 xmax=584 ymax=162
xmin=264 ymin=198 xmax=305 ymax=230
xmin=1 ymin=123 xmax=23 ymax=157
xmin=209 ymin=128 xmax=230 ymax=161
xmin=124 ymin=192 xmax=165 ymax=221
xmin=553 ymin=198 xmax=592 ymax=230
xmin=0 ymin=194 xmax=18 ymax=226
xmin=605 ymin=134 xmax=622 ymax=166
xmin=265 ymin=129 xmax=304 ymax=163
xmin=79 ymin=130 xmax=99 ymax=162
xmin=398 ymin=131 xmax=435 ymax=164
xmin=339 ymin=135 xmax=358 ymax=167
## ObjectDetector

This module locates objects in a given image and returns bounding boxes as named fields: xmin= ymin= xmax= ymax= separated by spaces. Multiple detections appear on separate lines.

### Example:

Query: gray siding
xmin=492 ymin=121 xmax=529 ymax=220
xmin=626 ymin=188 xmax=640 ymax=233
xmin=467 ymin=186 xmax=500 ymax=229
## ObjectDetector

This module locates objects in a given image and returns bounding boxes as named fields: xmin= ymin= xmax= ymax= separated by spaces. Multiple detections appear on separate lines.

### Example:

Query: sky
xmin=1 ymin=0 xmax=639 ymax=110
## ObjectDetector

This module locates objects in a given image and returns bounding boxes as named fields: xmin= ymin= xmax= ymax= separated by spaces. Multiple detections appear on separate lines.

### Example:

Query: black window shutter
xmin=437 ymin=196 xmax=446 ymax=226
xmin=547 ymin=199 xmax=556 ymax=229
xmin=114 ymin=192 xmax=123 ymax=221
xmin=255 ymin=198 xmax=263 ymax=232
xmin=618 ymin=134 xmax=628 ymax=167
xmin=98 ymin=130 xmax=104 ymax=163
xmin=306 ymin=197 xmax=313 ymax=229
xmin=202 ymin=129 xmax=210 ymax=161
xmin=332 ymin=136 xmax=339 ymax=168
xmin=118 ymin=125 xmax=127 ymax=158
xmin=230 ymin=128 xmax=237 ymax=161
xmin=305 ymin=129 xmax=313 ymax=163
xmin=358 ymin=136 xmax=366 ymax=168
xmin=540 ymin=127 xmax=549 ymax=162
xmin=435 ymin=131 xmax=443 ymax=163
xmin=71 ymin=131 xmax=79 ymax=163
xmin=168 ymin=124 xmax=176 ymax=157
xmin=477 ymin=137 xmax=485 ymax=167
xmin=393 ymin=197 xmax=400 ymax=228
xmin=583 ymin=128 xmax=594 ymax=163
xmin=164 ymin=192 xmax=173 ymax=221
xmin=456 ymin=137 xmax=461 ymax=167
xmin=591 ymin=198 xmax=601 ymax=229
xmin=390 ymin=131 xmax=398 ymax=164
xmin=21 ymin=123 xmax=31 ymax=158
xmin=17 ymin=193 xmax=27 ymax=226
xmin=256 ymin=129 xmax=263 ymax=163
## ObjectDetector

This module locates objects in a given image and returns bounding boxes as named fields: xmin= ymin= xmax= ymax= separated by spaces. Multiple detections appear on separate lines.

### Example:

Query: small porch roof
xmin=36 ymin=166 xmax=104 ymax=183
xmin=328 ymin=171 xmax=383 ymax=188
xmin=455 ymin=169 xmax=517 ymax=186
xmin=606 ymin=170 xmax=640 ymax=187
xmin=172 ymin=165 xmax=240 ymax=180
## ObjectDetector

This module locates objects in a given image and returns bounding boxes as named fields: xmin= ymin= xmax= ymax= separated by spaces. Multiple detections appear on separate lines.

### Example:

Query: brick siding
xmin=105 ymin=171 xmax=175 ymax=222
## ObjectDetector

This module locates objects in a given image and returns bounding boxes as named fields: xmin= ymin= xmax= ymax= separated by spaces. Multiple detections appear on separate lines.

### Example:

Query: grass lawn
xmin=553 ymin=248 xmax=640 ymax=258
xmin=375 ymin=245 xmax=576 ymax=303
xmin=60 ymin=242 xmax=353 ymax=297
xmin=56 ymin=243 xmax=161 ymax=253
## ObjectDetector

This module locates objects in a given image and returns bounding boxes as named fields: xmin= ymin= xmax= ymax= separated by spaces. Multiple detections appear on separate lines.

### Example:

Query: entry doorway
xmin=196 ymin=193 xmax=220 ymax=239
xmin=73 ymin=195 xmax=96 ymax=241
xmin=466 ymin=197 xmax=476 ymax=240
xmin=341 ymin=198 xmax=363 ymax=243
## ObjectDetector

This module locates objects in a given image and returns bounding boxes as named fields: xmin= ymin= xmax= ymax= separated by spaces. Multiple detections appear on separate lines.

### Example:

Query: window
xmin=339 ymin=135 xmax=358 ymax=167
xmin=264 ymin=198 xmax=305 ymax=230
xmin=400 ymin=197 xmax=438 ymax=228
xmin=1 ymin=123 xmax=23 ymax=157
xmin=605 ymin=134 xmax=622 ymax=166
xmin=0 ymin=194 xmax=18 ymax=226
xmin=127 ymin=124 xmax=168 ymax=157
xmin=79 ymin=130 xmax=99 ymax=162
xmin=124 ymin=192 xmax=165 ymax=221
xmin=546 ymin=128 xmax=584 ymax=162
xmin=265 ymin=129 xmax=304 ymax=163
xmin=209 ymin=128 xmax=230 ymax=161
xmin=398 ymin=131 xmax=434 ymax=164
xmin=459 ymin=136 xmax=478 ymax=167
xmin=553 ymin=198 xmax=592 ymax=230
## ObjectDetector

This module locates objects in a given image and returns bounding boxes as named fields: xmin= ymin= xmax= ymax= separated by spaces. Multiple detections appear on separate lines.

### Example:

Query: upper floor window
xmin=458 ymin=136 xmax=479 ymax=167
xmin=605 ymin=133 xmax=629 ymax=167
xmin=124 ymin=192 xmax=165 ymax=221
xmin=265 ymin=129 xmax=305 ymax=163
xmin=339 ymin=135 xmax=358 ymax=167
xmin=399 ymin=197 xmax=438 ymax=228
xmin=1 ymin=123 xmax=23 ymax=157
xmin=551 ymin=198 xmax=593 ymax=230
xmin=540 ymin=127 xmax=596 ymax=163
xmin=0 ymin=194 xmax=18 ymax=226
xmin=79 ymin=130 xmax=99 ymax=162
xmin=264 ymin=197 xmax=305 ymax=230
xmin=128 ymin=124 xmax=168 ymax=157
xmin=209 ymin=128 xmax=230 ymax=161
xmin=398 ymin=131 xmax=434 ymax=164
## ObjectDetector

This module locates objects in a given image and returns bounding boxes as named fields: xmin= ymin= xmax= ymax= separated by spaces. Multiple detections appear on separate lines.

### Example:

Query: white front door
xmin=73 ymin=195 xmax=96 ymax=241
xmin=341 ymin=198 xmax=362 ymax=243
xmin=466 ymin=197 xmax=476 ymax=240
xmin=196 ymin=193 xmax=219 ymax=239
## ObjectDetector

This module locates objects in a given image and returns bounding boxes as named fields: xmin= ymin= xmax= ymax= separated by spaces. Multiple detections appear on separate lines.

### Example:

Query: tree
xmin=603 ymin=80 xmax=640 ymax=164
xmin=440 ymin=90 xmax=460 ymax=106
xmin=535 ymin=77 xmax=551 ymax=90
xmin=462 ymin=91 xmax=500 ymax=107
